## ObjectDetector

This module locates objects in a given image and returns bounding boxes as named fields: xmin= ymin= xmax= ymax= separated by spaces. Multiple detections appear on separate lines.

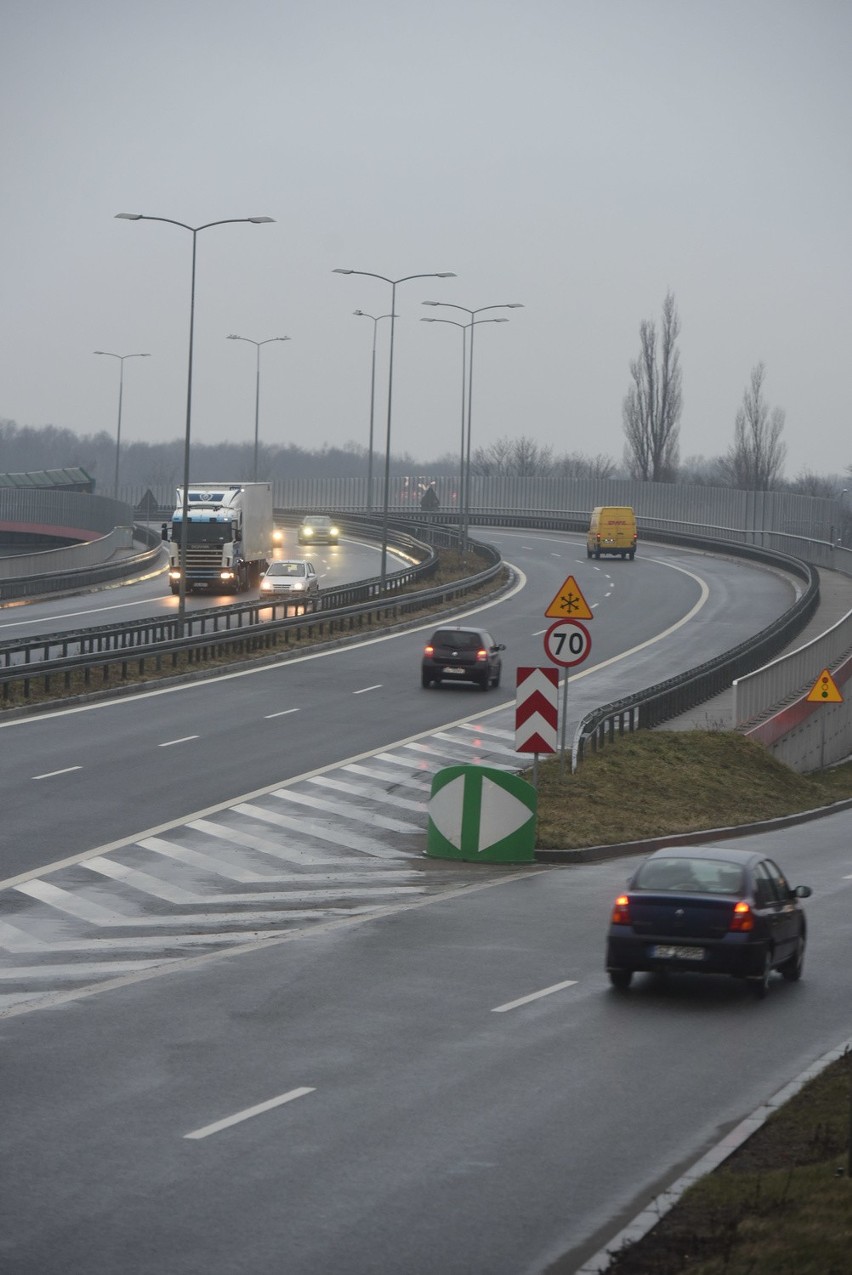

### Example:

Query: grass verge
xmin=601 ymin=1049 xmax=852 ymax=1275
xmin=532 ymin=729 xmax=852 ymax=850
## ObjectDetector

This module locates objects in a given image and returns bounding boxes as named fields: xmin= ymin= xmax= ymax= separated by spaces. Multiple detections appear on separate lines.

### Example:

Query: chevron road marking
xmin=0 ymin=720 xmax=531 ymax=1016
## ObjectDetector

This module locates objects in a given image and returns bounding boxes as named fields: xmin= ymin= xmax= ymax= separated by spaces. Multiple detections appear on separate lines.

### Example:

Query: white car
xmin=260 ymin=559 xmax=319 ymax=598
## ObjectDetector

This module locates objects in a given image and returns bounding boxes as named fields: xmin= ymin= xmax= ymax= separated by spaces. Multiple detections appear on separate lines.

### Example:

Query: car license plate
xmin=443 ymin=666 xmax=465 ymax=674
xmin=651 ymin=944 xmax=705 ymax=961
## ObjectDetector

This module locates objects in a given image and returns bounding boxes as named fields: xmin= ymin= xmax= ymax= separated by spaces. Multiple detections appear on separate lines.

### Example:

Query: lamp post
xmin=93 ymin=350 xmax=150 ymax=498
xmin=420 ymin=317 xmax=508 ymax=548
xmin=353 ymin=310 xmax=394 ymax=512
xmin=116 ymin=213 xmax=274 ymax=632
xmin=226 ymin=334 xmax=290 ymax=482
xmin=334 ymin=269 xmax=456 ymax=587
xmin=422 ymin=301 xmax=523 ymax=549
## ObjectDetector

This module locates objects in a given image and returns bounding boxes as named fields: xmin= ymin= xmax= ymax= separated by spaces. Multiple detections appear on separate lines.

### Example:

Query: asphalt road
xmin=4 ymin=528 xmax=847 ymax=1274
xmin=3 ymin=814 xmax=850 ymax=1275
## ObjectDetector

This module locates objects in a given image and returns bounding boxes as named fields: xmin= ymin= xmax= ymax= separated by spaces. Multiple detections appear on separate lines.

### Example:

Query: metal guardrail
xmin=570 ymin=540 xmax=819 ymax=770
xmin=0 ymin=518 xmax=441 ymax=668
xmin=0 ymin=528 xmax=503 ymax=706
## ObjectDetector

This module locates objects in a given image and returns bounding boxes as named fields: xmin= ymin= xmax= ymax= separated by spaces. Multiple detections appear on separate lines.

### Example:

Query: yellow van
xmin=586 ymin=506 xmax=637 ymax=560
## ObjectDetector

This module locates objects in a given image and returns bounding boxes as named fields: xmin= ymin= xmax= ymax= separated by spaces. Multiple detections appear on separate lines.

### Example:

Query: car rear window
xmin=432 ymin=631 xmax=482 ymax=649
xmin=634 ymin=857 xmax=744 ymax=894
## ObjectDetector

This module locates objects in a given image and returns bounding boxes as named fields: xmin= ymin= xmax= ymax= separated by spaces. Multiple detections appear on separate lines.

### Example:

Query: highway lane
xmin=0 ymin=535 xmax=798 ymax=880
xmin=0 ymin=526 xmax=389 ymax=640
xmin=3 ymin=808 xmax=850 ymax=1274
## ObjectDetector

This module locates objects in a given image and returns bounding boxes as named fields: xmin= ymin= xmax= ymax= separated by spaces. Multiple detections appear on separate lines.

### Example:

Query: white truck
xmin=166 ymin=482 xmax=274 ymax=594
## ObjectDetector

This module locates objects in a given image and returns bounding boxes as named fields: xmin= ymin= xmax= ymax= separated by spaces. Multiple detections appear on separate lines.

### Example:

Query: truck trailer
xmin=166 ymin=482 xmax=274 ymax=594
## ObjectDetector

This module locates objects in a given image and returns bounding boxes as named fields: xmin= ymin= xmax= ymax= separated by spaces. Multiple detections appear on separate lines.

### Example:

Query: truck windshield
xmin=173 ymin=521 xmax=236 ymax=546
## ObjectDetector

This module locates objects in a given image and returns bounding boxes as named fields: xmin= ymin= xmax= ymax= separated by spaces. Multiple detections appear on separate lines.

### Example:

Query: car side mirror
xmin=793 ymin=885 xmax=812 ymax=898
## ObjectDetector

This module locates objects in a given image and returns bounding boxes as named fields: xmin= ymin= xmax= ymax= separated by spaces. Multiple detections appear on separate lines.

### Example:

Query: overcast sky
xmin=2 ymin=0 xmax=850 ymax=481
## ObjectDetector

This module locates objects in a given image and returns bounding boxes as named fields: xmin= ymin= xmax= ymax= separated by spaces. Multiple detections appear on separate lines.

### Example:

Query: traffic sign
xmin=544 ymin=619 xmax=592 ymax=668
xmin=806 ymin=668 xmax=843 ymax=703
xmin=515 ymin=666 xmax=559 ymax=754
xmin=544 ymin=574 xmax=593 ymax=620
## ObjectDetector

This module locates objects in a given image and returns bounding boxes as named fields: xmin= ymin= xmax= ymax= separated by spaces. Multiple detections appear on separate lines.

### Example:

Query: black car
xmin=421 ymin=626 xmax=505 ymax=691
xmin=605 ymin=845 xmax=812 ymax=997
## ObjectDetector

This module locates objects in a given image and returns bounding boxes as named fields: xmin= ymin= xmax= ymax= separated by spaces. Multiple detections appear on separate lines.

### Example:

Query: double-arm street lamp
xmin=420 ymin=316 xmax=508 ymax=545
xmin=421 ymin=301 xmax=523 ymax=549
xmin=227 ymin=334 xmax=290 ymax=482
xmin=353 ymin=310 xmax=394 ymax=512
xmin=334 ymin=269 xmax=456 ymax=587
xmin=116 ymin=213 xmax=274 ymax=631
xmin=93 ymin=350 xmax=150 ymax=498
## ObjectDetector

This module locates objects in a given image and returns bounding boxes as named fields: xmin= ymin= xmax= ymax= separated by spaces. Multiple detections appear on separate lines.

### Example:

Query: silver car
xmin=259 ymin=559 xmax=319 ymax=599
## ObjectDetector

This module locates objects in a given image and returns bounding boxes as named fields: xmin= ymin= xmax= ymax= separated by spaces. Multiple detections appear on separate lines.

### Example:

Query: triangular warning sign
xmin=806 ymin=668 xmax=843 ymax=703
xmin=544 ymin=574 xmax=593 ymax=620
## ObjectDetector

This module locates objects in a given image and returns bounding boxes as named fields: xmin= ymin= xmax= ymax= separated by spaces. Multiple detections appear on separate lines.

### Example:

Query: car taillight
xmin=729 ymin=901 xmax=754 ymax=932
xmin=475 ymin=648 xmax=488 ymax=662
xmin=611 ymin=895 xmax=631 ymax=925
xmin=424 ymin=645 xmax=434 ymax=656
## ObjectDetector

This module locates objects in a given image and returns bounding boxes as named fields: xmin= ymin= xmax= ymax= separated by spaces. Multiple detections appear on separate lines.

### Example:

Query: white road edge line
xmin=492 ymin=979 xmax=578 ymax=1013
xmin=32 ymin=766 xmax=82 ymax=780
xmin=184 ymin=1087 xmax=315 ymax=1140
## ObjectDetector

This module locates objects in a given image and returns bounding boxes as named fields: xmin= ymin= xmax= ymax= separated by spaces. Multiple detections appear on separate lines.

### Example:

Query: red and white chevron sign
xmin=515 ymin=666 xmax=559 ymax=754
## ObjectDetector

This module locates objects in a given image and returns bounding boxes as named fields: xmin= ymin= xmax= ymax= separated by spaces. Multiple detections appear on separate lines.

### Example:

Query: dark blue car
xmin=605 ymin=845 xmax=812 ymax=997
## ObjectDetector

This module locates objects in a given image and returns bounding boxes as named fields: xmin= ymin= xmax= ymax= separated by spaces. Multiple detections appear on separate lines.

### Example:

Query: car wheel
xmin=479 ymin=672 xmax=490 ymax=691
xmin=751 ymin=949 xmax=773 ymax=998
xmin=421 ymin=672 xmax=433 ymax=689
xmin=609 ymin=969 xmax=633 ymax=990
xmin=779 ymin=936 xmax=805 ymax=982
xmin=628 ymin=551 xmax=636 ymax=560
xmin=492 ymin=666 xmax=502 ymax=689
xmin=586 ymin=546 xmax=592 ymax=558
xmin=594 ymin=549 xmax=601 ymax=560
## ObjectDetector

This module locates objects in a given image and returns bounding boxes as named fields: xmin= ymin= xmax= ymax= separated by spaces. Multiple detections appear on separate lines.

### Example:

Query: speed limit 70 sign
xmin=543 ymin=619 xmax=592 ymax=668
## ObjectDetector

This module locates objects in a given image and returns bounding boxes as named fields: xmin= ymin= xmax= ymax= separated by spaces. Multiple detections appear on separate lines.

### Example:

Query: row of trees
xmin=621 ymin=291 xmax=790 ymax=490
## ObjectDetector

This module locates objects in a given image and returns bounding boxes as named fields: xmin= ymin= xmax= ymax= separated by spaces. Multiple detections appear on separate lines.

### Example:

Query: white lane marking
xmin=32 ymin=766 xmax=82 ymax=780
xmin=270 ymin=788 xmax=421 ymax=833
xmin=0 ymin=961 xmax=180 ymax=980
xmin=185 ymin=1087 xmax=315 ymax=1140
xmin=353 ymin=684 xmax=382 ymax=694
xmin=0 ymin=594 xmax=168 ymax=630
xmin=265 ymin=708 xmax=300 ymax=719
xmin=158 ymin=736 xmax=200 ymax=747
xmin=84 ymin=854 xmax=422 ymax=905
xmin=492 ymin=980 xmax=578 ymax=1013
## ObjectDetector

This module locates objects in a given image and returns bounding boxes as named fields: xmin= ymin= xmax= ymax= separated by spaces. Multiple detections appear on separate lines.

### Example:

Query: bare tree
xmin=719 ymin=363 xmax=786 ymax=490
xmin=470 ymin=436 xmax=554 ymax=477
xmin=622 ymin=291 xmax=682 ymax=481
xmin=553 ymin=452 xmax=618 ymax=480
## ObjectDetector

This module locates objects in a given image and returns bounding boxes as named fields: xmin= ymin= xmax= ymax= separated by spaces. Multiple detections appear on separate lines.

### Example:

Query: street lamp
xmin=422 ymin=301 xmax=523 ymax=548
xmin=334 ymin=269 xmax=456 ymax=588
xmin=353 ymin=310 xmax=394 ymax=512
xmin=116 ymin=212 xmax=274 ymax=631
xmin=93 ymin=350 xmax=150 ymax=498
xmin=226 ymin=334 xmax=290 ymax=482
xmin=420 ymin=317 xmax=508 ymax=547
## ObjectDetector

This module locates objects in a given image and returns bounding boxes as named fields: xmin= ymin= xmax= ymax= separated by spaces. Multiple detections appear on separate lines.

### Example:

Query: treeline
xmin=0 ymin=418 xmax=848 ymax=501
